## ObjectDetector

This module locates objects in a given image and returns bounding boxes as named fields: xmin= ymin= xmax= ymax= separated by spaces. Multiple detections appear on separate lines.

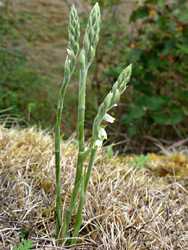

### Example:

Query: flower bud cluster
xmin=80 ymin=3 xmax=101 ymax=69
xmin=92 ymin=64 xmax=132 ymax=150
xmin=67 ymin=5 xmax=80 ymax=74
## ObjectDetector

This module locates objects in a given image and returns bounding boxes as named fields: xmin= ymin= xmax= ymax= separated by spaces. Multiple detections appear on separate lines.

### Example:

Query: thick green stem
xmin=71 ymin=149 xmax=96 ymax=245
xmin=77 ymin=68 xmax=87 ymax=153
xmin=61 ymin=68 xmax=88 ymax=240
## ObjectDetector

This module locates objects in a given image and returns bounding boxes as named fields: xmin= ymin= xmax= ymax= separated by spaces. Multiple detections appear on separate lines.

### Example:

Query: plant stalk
xmin=55 ymin=77 xmax=70 ymax=237
xmin=61 ymin=68 xmax=88 ymax=240
xmin=71 ymin=149 xmax=96 ymax=244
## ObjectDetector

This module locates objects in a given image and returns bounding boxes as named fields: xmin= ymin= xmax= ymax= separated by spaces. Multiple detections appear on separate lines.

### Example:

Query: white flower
xmin=67 ymin=48 xmax=72 ymax=54
xmin=98 ymin=127 xmax=107 ymax=140
xmin=93 ymin=140 xmax=102 ymax=150
xmin=103 ymin=114 xmax=115 ymax=123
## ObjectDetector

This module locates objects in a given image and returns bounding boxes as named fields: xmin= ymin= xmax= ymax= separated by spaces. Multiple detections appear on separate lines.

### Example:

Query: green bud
xmin=79 ymin=49 xmax=86 ymax=70
xmin=87 ymin=45 xmax=96 ymax=67
xmin=68 ymin=5 xmax=80 ymax=56
xmin=103 ymin=92 xmax=113 ymax=111
xmin=67 ymin=48 xmax=75 ymax=59
xmin=112 ymin=81 xmax=118 ymax=93
xmin=119 ymin=64 xmax=132 ymax=94
xmin=64 ymin=56 xmax=70 ymax=80
xmin=88 ymin=27 xmax=95 ymax=42
xmin=110 ymin=89 xmax=120 ymax=108
xmin=83 ymin=33 xmax=89 ymax=54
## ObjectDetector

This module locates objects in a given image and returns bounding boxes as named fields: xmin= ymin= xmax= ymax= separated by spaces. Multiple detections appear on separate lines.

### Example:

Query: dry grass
xmin=0 ymin=126 xmax=188 ymax=249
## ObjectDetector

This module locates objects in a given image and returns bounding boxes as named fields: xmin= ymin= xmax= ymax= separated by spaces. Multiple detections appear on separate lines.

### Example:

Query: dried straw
xmin=0 ymin=126 xmax=187 ymax=249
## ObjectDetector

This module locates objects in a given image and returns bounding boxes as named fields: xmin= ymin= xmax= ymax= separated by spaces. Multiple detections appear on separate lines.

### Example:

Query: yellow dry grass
xmin=0 ymin=126 xmax=188 ymax=249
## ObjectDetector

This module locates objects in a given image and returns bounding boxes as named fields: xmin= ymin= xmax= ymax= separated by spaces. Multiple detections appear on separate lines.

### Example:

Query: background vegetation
xmin=1 ymin=0 xmax=188 ymax=153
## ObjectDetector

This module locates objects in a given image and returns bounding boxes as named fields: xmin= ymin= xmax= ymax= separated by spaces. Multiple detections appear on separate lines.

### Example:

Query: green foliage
xmin=88 ymin=0 xmax=188 ymax=142
xmin=129 ymin=154 xmax=150 ymax=169
xmin=0 ymin=4 xmax=57 ymax=128
xmin=106 ymin=145 xmax=114 ymax=159
xmin=13 ymin=239 xmax=33 ymax=250
xmin=123 ymin=0 xmax=188 ymax=137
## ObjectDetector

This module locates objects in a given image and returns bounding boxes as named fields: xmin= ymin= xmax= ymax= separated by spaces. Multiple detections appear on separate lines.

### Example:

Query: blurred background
xmin=1 ymin=0 xmax=188 ymax=154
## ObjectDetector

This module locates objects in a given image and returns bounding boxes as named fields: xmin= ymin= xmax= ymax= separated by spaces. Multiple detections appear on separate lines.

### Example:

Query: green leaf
xmin=146 ymin=56 xmax=159 ymax=69
xmin=129 ymin=160 xmax=136 ymax=167
xmin=158 ymin=0 xmax=165 ymax=8
xmin=23 ymin=239 xmax=33 ymax=249
xmin=133 ymin=65 xmax=143 ymax=77
xmin=110 ymin=66 xmax=124 ymax=78
xmin=168 ymin=108 xmax=184 ymax=125
xmin=106 ymin=146 xmax=114 ymax=159
xmin=176 ymin=44 xmax=188 ymax=54
xmin=162 ymin=41 xmax=174 ymax=55
xmin=127 ymin=48 xmax=142 ymax=62
xmin=178 ymin=90 xmax=188 ymax=101
xmin=19 ymin=232 xmax=27 ymax=238
xmin=13 ymin=246 xmax=19 ymax=250
xmin=78 ymin=148 xmax=92 ymax=163
xmin=129 ymin=7 xmax=149 ymax=22
xmin=146 ymin=96 xmax=169 ymax=111
xmin=128 ymin=125 xmax=137 ymax=136
xmin=122 ymin=114 xmax=134 ymax=124
xmin=179 ymin=0 xmax=187 ymax=3
xmin=136 ymin=84 xmax=154 ymax=94
xmin=129 ymin=107 xmax=145 ymax=119
xmin=157 ymin=16 xmax=167 ymax=29
xmin=178 ymin=8 xmax=188 ymax=22
xmin=13 ymin=240 xmax=33 ymax=250
xmin=144 ymin=72 xmax=156 ymax=82
xmin=152 ymin=113 xmax=168 ymax=125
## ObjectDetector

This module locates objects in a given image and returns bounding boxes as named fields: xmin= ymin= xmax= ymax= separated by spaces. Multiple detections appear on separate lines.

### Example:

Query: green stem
xmin=61 ymin=68 xmax=88 ymax=240
xmin=77 ymin=68 xmax=87 ymax=153
xmin=71 ymin=149 xmax=96 ymax=245
xmin=55 ymin=78 xmax=69 ymax=237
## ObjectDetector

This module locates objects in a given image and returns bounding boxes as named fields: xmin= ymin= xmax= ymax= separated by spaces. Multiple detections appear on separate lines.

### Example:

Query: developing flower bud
xmin=103 ymin=114 xmax=115 ymax=123
xmin=98 ymin=127 xmax=107 ymax=140
xmin=93 ymin=139 xmax=102 ymax=150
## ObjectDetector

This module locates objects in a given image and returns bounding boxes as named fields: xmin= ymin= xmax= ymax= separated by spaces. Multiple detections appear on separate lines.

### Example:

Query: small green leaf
xmin=128 ymin=48 xmax=142 ymax=62
xmin=122 ymin=114 xmax=134 ymax=124
xmin=13 ymin=239 xmax=33 ymax=250
xmin=146 ymin=56 xmax=159 ymax=69
xmin=78 ymin=148 xmax=92 ymax=162
xmin=176 ymin=44 xmax=188 ymax=54
xmin=178 ymin=90 xmax=188 ymax=101
xmin=146 ymin=96 xmax=168 ymax=111
xmin=106 ymin=146 xmax=114 ymax=159
xmin=144 ymin=72 xmax=156 ymax=82
xmin=19 ymin=232 xmax=27 ymax=238
xmin=152 ymin=113 xmax=168 ymax=125
xmin=129 ymin=160 xmax=136 ymax=167
xmin=162 ymin=41 xmax=174 ymax=55
xmin=137 ymin=163 xmax=144 ymax=169
xmin=167 ymin=109 xmax=184 ymax=125
xmin=178 ymin=8 xmax=188 ymax=22
xmin=158 ymin=0 xmax=165 ymax=8
xmin=128 ymin=125 xmax=137 ymax=136
xmin=130 ymin=7 xmax=149 ymax=22
xmin=129 ymin=107 xmax=145 ymax=119
xmin=23 ymin=239 xmax=33 ymax=249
